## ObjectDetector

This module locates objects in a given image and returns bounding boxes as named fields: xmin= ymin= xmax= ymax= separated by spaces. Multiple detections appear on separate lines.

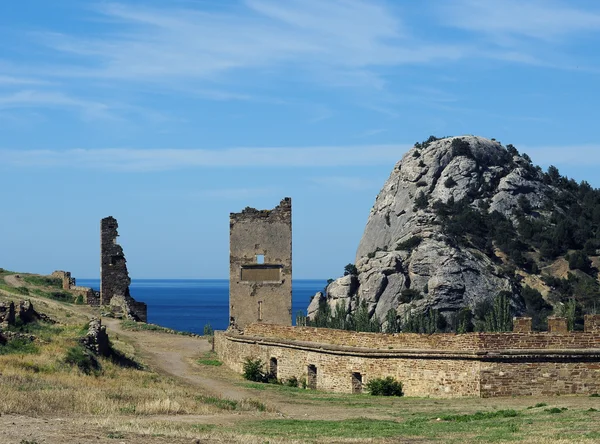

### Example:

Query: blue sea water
xmin=77 ymin=279 xmax=326 ymax=334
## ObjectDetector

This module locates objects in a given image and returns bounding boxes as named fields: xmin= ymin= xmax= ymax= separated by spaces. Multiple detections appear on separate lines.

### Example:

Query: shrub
xmin=0 ymin=338 xmax=39 ymax=355
xmin=203 ymin=323 xmax=214 ymax=336
xmin=482 ymin=292 xmax=513 ymax=332
xmin=444 ymin=177 xmax=457 ymax=188
xmin=396 ymin=236 xmax=422 ymax=251
xmin=399 ymin=289 xmax=422 ymax=303
xmin=413 ymin=191 xmax=429 ymax=210
xmin=242 ymin=357 xmax=266 ymax=382
xmin=453 ymin=307 xmax=474 ymax=333
xmin=15 ymin=287 xmax=30 ymax=295
xmin=343 ymin=264 xmax=358 ymax=276
xmin=568 ymin=250 xmax=593 ymax=273
xmin=49 ymin=291 xmax=72 ymax=302
xmin=451 ymin=138 xmax=472 ymax=158
xmin=74 ymin=294 xmax=84 ymax=305
xmin=402 ymin=309 xmax=446 ymax=333
xmin=64 ymin=345 xmax=100 ymax=375
xmin=285 ymin=376 xmax=299 ymax=387
xmin=366 ymin=377 xmax=403 ymax=396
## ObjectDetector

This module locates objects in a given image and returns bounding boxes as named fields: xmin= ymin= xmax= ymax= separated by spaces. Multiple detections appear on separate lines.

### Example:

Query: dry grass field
xmin=1 ymin=269 xmax=600 ymax=443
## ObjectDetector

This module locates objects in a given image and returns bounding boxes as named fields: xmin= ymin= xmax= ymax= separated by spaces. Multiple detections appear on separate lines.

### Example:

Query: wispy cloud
xmin=438 ymin=0 xmax=600 ymax=42
xmin=435 ymin=0 xmax=600 ymax=68
xmin=33 ymin=0 xmax=465 ymax=89
xmin=0 ymin=75 xmax=50 ymax=86
xmin=0 ymin=90 xmax=112 ymax=120
xmin=0 ymin=144 xmax=409 ymax=172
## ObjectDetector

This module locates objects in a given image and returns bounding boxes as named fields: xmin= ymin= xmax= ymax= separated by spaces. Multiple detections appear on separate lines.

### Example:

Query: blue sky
xmin=1 ymin=0 xmax=600 ymax=279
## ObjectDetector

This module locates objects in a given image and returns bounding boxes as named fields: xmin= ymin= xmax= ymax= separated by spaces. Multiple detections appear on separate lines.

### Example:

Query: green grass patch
xmin=197 ymin=395 xmax=238 ymax=410
xmin=0 ymin=338 xmax=39 ymax=355
xmin=545 ymin=407 xmax=568 ymax=414
xmin=234 ymin=412 xmax=527 ymax=441
xmin=64 ymin=344 xmax=101 ymax=375
xmin=6 ymin=320 xmax=63 ymax=342
xmin=120 ymin=320 xmax=195 ymax=336
xmin=236 ymin=418 xmax=420 ymax=439
xmin=0 ymin=283 xmax=30 ymax=295
xmin=47 ymin=291 xmax=73 ymax=302
xmin=527 ymin=402 xmax=548 ymax=409
xmin=440 ymin=409 xmax=519 ymax=422
xmin=21 ymin=275 xmax=62 ymax=288
xmin=197 ymin=351 xmax=222 ymax=366
xmin=245 ymin=399 xmax=267 ymax=412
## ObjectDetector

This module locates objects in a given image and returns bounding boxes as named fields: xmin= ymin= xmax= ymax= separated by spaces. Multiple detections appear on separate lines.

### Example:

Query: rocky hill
xmin=308 ymin=135 xmax=600 ymax=332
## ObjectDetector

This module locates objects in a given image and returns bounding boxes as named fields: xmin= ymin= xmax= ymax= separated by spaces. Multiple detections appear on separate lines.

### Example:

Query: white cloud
xmin=0 ymin=76 xmax=50 ymax=86
xmin=438 ymin=0 xmax=600 ymax=42
xmin=0 ymin=90 xmax=112 ymax=120
xmin=0 ymin=144 xmax=409 ymax=172
xmin=34 ymin=0 xmax=466 ymax=89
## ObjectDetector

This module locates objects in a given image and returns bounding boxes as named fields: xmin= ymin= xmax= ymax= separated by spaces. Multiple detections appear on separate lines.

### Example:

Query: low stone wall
xmin=481 ymin=360 xmax=600 ymax=398
xmin=243 ymin=323 xmax=600 ymax=351
xmin=80 ymin=318 xmax=110 ymax=357
xmin=215 ymin=332 xmax=481 ymax=397
xmin=216 ymin=322 xmax=600 ymax=398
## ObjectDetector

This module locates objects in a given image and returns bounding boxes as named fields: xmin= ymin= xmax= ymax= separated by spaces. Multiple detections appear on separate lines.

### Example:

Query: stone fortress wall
xmin=51 ymin=270 xmax=100 ymax=305
xmin=215 ymin=315 xmax=600 ymax=398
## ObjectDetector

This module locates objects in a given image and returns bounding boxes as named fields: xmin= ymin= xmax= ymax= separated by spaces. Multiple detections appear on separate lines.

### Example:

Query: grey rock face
xmin=309 ymin=136 xmax=548 ymax=322
xmin=307 ymin=291 xmax=325 ymax=319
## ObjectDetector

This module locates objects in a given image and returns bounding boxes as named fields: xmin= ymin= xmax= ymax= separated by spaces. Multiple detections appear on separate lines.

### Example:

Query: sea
xmin=77 ymin=279 xmax=326 ymax=334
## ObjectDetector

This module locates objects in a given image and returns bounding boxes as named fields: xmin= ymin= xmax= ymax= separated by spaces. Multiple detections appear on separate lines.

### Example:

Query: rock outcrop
xmin=310 ymin=136 xmax=554 ymax=323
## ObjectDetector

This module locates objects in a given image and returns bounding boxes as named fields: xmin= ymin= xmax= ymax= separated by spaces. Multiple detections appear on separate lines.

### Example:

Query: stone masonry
xmin=80 ymin=318 xmax=110 ymax=357
xmin=215 ymin=315 xmax=600 ymax=398
xmin=100 ymin=217 xmax=147 ymax=322
xmin=229 ymin=198 xmax=292 ymax=329
xmin=52 ymin=270 xmax=100 ymax=305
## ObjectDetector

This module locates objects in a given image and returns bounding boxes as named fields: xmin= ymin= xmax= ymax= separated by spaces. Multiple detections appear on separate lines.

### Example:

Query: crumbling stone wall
xmin=216 ymin=318 xmax=600 ymax=398
xmin=52 ymin=270 xmax=99 ymax=305
xmin=229 ymin=198 xmax=292 ymax=329
xmin=0 ymin=300 xmax=54 ymax=327
xmin=100 ymin=217 xmax=147 ymax=322
xmin=51 ymin=270 xmax=74 ymax=290
xmin=80 ymin=318 xmax=110 ymax=357
xmin=101 ymin=217 xmax=131 ymax=306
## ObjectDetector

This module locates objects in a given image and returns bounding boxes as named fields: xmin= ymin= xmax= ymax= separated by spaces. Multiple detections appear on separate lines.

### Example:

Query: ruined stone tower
xmin=100 ymin=217 xmax=147 ymax=322
xmin=229 ymin=198 xmax=292 ymax=329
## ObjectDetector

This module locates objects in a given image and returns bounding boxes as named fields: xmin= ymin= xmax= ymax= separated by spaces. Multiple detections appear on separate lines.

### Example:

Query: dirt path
xmin=101 ymin=319 xmax=382 ymax=421
xmin=103 ymin=318 xmax=258 ymax=404
xmin=4 ymin=274 xmax=23 ymax=287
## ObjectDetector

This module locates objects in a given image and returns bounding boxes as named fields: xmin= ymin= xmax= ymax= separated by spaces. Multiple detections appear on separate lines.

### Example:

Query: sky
xmin=1 ymin=0 xmax=600 ymax=279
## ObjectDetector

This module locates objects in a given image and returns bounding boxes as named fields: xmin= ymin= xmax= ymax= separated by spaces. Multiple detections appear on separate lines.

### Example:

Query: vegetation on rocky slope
xmin=308 ymin=135 xmax=600 ymax=333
